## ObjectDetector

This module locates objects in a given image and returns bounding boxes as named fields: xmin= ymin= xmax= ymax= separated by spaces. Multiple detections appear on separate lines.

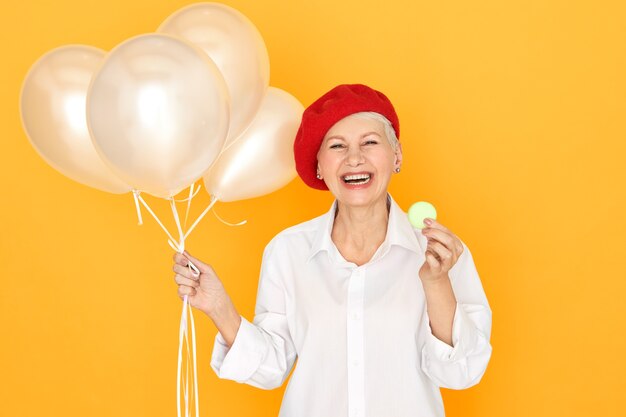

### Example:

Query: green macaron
xmin=408 ymin=201 xmax=437 ymax=229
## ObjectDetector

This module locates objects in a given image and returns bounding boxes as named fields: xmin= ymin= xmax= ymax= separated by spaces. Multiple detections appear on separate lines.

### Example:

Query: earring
xmin=395 ymin=167 xmax=401 ymax=173
xmin=316 ymin=172 xmax=322 ymax=179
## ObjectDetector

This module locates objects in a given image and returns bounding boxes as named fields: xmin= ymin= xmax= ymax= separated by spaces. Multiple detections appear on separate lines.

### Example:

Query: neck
xmin=331 ymin=195 xmax=390 ymax=265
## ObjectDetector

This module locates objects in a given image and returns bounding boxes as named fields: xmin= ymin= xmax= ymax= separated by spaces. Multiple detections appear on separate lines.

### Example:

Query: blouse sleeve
xmin=210 ymin=239 xmax=297 ymax=389
xmin=420 ymin=242 xmax=493 ymax=389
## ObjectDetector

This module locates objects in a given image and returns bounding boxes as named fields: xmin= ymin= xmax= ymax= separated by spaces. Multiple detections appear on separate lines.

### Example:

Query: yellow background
xmin=2 ymin=0 xmax=625 ymax=416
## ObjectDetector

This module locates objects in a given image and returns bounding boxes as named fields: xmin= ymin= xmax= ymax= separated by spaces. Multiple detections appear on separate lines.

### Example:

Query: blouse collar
xmin=308 ymin=194 xmax=423 ymax=265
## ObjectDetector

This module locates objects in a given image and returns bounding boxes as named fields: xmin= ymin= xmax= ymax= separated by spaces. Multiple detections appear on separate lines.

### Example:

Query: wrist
xmin=208 ymin=296 xmax=241 ymax=347
xmin=207 ymin=294 xmax=237 ymax=322
xmin=420 ymin=273 xmax=449 ymax=286
xmin=205 ymin=297 xmax=223 ymax=319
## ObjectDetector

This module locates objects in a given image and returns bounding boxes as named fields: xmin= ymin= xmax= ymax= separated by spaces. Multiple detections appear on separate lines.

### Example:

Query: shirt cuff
xmin=210 ymin=316 xmax=265 ymax=383
xmin=424 ymin=303 xmax=477 ymax=362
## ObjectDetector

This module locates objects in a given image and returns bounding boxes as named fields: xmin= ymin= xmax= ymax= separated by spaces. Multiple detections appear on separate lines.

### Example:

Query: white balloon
xmin=204 ymin=87 xmax=303 ymax=202
xmin=20 ymin=45 xmax=131 ymax=194
xmin=159 ymin=2 xmax=270 ymax=147
xmin=87 ymin=34 xmax=230 ymax=198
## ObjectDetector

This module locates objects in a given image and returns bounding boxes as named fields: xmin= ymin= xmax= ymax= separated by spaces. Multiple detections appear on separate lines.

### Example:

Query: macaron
xmin=408 ymin=201 xmax=437 ymax=229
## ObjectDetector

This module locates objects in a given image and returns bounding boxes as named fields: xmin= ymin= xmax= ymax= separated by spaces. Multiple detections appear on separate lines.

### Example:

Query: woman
xmin=173 ymin=84 xmax=492 ymax=417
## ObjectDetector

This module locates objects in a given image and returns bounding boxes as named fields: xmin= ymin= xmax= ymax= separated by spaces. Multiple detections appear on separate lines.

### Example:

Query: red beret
xmin=294 ymin=84 xmax=400 ymax=190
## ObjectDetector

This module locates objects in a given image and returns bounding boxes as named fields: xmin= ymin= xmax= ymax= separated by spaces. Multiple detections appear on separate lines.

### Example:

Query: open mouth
xmin=342 ymin=173 xmax=372 ymax=185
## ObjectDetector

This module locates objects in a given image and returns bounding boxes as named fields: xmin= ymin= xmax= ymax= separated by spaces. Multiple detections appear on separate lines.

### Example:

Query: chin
xmin=334 ymin=188 xmax=388 ymax=209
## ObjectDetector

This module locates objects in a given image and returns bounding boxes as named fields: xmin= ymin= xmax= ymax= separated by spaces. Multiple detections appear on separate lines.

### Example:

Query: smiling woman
xmin=172 ymin=84 xmax=492 ymax=417
xmin=316 ymin=112 xmax=402 ymax=208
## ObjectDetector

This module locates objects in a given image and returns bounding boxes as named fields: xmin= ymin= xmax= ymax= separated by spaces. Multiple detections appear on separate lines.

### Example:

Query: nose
xmin=345 ymin=145 xmax=364 ymax=167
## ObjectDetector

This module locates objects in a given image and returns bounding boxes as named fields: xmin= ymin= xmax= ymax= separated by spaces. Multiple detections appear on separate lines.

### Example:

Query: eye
xmin=363 ymin=139 xmax=378 ymax=145
xmin=329 ymin=143 xmax=345 ymax=149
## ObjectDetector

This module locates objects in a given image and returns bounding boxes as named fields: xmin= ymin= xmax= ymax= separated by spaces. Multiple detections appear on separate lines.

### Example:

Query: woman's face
xmin=316 ymin=114 xmax=402 ymax=209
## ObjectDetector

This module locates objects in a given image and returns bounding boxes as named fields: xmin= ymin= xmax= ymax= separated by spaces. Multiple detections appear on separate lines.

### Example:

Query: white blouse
xmin=211 ymin=195 xmax=492 ymax=417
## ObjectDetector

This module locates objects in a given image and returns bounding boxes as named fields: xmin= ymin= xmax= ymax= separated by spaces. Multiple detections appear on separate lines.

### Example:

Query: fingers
xmin=427 ymin=240 xmax=453 ymax=267
xmin=172 ymin=250 xmax=215 ymax=303
xmin=422 ymin=220 xmax=461 ymax=252
xmin=173 ymin=263 xmax=200 ymax=280
xmin=175 ymin=272 xmax=199 ymax=287
xmin=183 ymin=250 xmax=214 ymax=274
xmin=422 ymin=226 xmax=463 ymax=258
xmin=177 ymin=284 xmax=197 ymax=299
xmin=172 ymin=251 xmax=215 ymax=275
xmin=422 ymin=219 xmax=465 ymax=279
xmin=173 ymin=252 xmax=189 ymax=266
xmin=425 ymin=218 xmax=449 ymax=232
xmin=424 ymin=251 xmax=443 ymax=273
xmin=422 ymin=227 xmax=454 ymax=248
xmin=175 ymin=268 xmax=199 ymax=299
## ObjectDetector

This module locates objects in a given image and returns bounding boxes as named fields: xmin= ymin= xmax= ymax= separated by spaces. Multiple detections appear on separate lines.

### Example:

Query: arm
xmin=419 ymin=218 xmax=461 ymax=346
xmin=208 ymin=240 xmax=297 ymax=389
xmin=207 ymin=293 xmax=242 ymax=347
xmin=173 ymin=245 xmax=296 ymax=389
xmin=418 ymin=219 xmax=492 ymax=389
xmin=173 ymin=251 xmax=242 ymax=346
xmin=421 ymin=277 xmax=457 ymax=346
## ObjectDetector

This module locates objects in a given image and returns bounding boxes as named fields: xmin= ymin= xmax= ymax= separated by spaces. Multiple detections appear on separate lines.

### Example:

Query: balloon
xmin=20 ymin=45 xmax=131 ymax=194
xmin=158 ymin=2 xmax=270 ymax=147
xmin=87 ymin=34 xmax=230 ymax=198
xmin=203 ymin=87 xmax=303 ymax=202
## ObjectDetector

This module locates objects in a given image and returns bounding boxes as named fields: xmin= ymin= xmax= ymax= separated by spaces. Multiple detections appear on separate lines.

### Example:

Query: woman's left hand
xmin=419 ymin=219 xmax=464 ymax=282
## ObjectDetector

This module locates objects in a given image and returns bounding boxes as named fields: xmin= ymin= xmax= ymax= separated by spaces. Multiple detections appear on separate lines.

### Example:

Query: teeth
xmin=351 ymin=177 xmax=371 ymax=185
xmin=343 ymin=173 xmax=371 ymax=185
xmin=344 ymin=174 xmax=370 ymax=181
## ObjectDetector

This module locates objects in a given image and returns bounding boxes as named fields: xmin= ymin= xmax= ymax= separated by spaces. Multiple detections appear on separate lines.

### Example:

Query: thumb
xmin=182 ymin=250 xmax=212 ymax=274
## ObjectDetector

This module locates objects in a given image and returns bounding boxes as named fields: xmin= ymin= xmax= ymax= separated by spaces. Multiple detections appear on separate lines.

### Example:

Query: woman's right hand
xmin=173 ymin=250 xmax=228 ymax=316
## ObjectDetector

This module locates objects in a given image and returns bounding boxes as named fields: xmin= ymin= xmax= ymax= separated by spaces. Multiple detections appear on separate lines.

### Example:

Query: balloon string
xmin=173 ymin=182 xmax=201 ymax=203
xmin=131 ymin=190 xmax=203 ymax=417
xmin=132 ymin=190 xmax=143 ymax=226
xmin=183 ymin=196 xmax=218 ymax=241
xmin=170 ymin=198 xmax=185 ymax=253
xmin=183 ymin=358 xmax=188 ymax=417
xmin=212 ymin=207 xmax=247 ymax=227
xmin=168 ymin=239 xmax=180 ymax=253
xmin=135 ymin=193 xmax=177 ymax=245
xmin=169 ymin=197 xmax=200 ymax=417
xmin=182 ymin=183 xmax=197 ymax=230
xmin=168 ymin=200 xmax=200 ymax=276
xmin=180 ymin=298 xmax=195 ymax=417
xmin=189 ymin=299 xmax=200 ymax=417
xmin=177 ymin=294 xmax=188 ymax=417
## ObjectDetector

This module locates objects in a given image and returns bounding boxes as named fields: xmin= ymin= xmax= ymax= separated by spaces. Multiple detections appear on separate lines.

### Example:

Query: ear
xmin=394 ymin=142 xmax=403 ymax=168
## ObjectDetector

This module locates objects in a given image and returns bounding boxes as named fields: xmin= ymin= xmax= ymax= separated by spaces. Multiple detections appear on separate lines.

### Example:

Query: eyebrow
xmin=325 ymin=131 xmax=382 ymax=141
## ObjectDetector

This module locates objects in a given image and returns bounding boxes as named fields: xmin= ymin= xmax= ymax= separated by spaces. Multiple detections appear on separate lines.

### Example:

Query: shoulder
xmin=263 ymin=212 xmax=326 ymax=256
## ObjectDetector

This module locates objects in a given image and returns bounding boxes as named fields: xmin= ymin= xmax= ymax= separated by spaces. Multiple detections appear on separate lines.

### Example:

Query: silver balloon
xmin=20 ymin=45 xmax=131 ymax=194
xmin=158 ymin=2 xmax=270 ymax=147
xmin=204 ymin=87 xmax=303 ymax=202
xmin=87 ymin=34 xmax=230 ymax=198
